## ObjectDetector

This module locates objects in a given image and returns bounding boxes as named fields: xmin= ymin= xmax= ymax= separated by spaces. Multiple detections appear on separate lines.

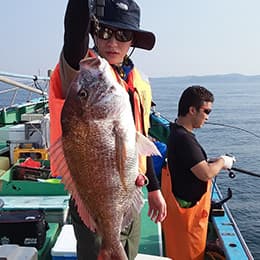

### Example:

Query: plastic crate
xmin=0 ymin=160 xmax=67 ymax=196
xmin=13 ymin=148 xmax=49 ymax=163
xmin=0 ymin=107 xmax=19 ymax=125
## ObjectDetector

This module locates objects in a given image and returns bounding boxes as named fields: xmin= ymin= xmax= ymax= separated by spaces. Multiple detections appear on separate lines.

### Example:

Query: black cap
xmin=96 ymin=0 xmax=156 ymax=50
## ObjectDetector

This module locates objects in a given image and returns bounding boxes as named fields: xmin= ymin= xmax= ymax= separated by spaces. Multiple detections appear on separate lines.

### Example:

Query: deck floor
xmin=139 ymin=188 xmax=164 ymax=257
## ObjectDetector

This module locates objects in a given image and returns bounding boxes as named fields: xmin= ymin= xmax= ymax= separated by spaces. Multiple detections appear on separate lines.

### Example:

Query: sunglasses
xmin=97 ymin=25 xmax=134 ymax=42
xmin=200 ymin=107 xmax=212 ymax=115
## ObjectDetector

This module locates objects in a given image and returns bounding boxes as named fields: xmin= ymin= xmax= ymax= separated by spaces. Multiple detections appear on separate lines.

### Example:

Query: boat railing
xmin=0 ymin=71 xmax=49 ymax=109
xmin=214 ymin=184 xmax=254 ymax=259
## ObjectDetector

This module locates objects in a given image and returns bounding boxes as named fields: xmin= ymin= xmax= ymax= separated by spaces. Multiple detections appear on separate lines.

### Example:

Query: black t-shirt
xmin=167 ymin=122 xmax=207 ymax=203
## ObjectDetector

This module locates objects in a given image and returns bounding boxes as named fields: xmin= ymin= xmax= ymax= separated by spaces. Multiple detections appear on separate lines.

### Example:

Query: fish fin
xmin=136 ymin=132 xmax=162 ymax=157
xmin=122 ymin=187 xmax=144 ymax=230
xmin=49 ymin=137 xmax=97 ymax=232
xmin=115 ymin=131 xmax=128 ymax=191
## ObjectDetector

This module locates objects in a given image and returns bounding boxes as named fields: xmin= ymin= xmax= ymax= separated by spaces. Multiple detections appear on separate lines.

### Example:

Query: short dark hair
xmin=178 ymin=85 xmax=214 ymax=116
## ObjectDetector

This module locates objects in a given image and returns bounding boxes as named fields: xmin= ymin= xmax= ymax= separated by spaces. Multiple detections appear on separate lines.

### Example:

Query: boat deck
xmin=139 ymin=188 xmax=164 ymax=256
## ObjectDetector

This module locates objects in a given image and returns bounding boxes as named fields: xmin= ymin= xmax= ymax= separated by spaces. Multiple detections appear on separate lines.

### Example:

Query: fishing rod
xmin=229 ymin=167 xmax=260 ymax=178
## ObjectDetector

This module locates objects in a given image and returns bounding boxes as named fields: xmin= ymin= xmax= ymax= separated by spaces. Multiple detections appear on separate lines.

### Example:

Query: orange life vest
xmin=161 ymin=166 xmax=211 ymax=260
xmin=49 ymin=53 xmax=152 ymax=177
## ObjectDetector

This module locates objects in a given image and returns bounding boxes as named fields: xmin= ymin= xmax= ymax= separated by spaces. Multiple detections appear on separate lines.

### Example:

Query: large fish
xmin=50 ymin=57 xmax=160 ymax=260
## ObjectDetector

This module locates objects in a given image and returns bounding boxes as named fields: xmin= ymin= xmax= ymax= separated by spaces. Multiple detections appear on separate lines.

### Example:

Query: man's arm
xmin=146 ymin=157 xmax=167 ymax=223
xmin=191 ymin=155 xmax=235 ymax=181
xmin=146 ymin=157 xmax=160 ymax=191
xmin=191 ymin=159 xmax=225 ymax=181
xmin=63 ymin=0 xmax=90 ymax=70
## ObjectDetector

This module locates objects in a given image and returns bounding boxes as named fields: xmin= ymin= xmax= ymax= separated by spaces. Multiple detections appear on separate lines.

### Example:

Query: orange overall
xmin=161 ymin=166 xmax=211 ymax=260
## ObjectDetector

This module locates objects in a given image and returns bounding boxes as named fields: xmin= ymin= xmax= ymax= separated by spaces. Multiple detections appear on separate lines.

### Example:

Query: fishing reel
xmin=228 ymin=169 xmax=236 ymax=179
xmin=224 ymin=153 xmax=236 ymax=179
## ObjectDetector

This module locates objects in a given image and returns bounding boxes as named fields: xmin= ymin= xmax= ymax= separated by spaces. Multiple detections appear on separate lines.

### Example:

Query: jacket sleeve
xmin=146 ymin=156 xmax=160 ymax=192
xmin=63 ymin=0 xmax=90 ymax=70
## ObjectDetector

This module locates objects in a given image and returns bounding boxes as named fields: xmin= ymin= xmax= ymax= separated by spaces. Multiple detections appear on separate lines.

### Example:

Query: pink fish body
xmin=50 ymin=57 xmax=160 ymax=259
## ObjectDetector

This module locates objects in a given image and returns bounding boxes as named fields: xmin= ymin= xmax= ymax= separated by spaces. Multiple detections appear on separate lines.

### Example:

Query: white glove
xmin=220 ymin=155 xmax=236 ymax=170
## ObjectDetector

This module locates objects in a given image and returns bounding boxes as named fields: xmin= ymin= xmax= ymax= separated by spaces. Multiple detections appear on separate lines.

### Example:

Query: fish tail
xmin=97 ymin=244 xmax=128 ymax=260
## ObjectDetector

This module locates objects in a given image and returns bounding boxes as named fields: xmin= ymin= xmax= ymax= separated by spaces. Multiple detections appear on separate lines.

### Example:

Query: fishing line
xmin=150 ymin=112 xmax=260 ymax=140
xmin=205 ymin=122 xmax=260 ymax=139
xmin=150 ymin=112 xmax=260 ymax=179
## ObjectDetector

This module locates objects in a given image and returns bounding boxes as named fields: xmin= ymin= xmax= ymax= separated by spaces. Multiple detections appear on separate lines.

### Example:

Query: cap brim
xmin=99 ymin=20 xmax=156 ymax=50
xmin=132 ymin=30 xmax=155 ymax=50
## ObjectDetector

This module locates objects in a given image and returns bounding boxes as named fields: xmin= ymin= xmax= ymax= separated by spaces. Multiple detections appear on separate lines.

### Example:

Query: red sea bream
xmin=50 ymin=56 xmax=160 ymax=259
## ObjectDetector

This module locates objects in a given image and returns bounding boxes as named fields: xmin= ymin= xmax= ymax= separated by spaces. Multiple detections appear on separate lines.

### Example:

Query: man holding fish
xmin=49 ymin=0 xmax=167 ymax=259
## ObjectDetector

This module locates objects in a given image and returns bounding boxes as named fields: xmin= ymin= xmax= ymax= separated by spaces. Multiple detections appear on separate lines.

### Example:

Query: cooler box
xmin=0 ymin=244 xmax=38 ymax=260
xmin=51 ymin=224 xmax=77 ymax=260
xmin=7 ymin=124 xmax=25 ymax=141
xmin=0 ymin=195 xmax=70 ymax=225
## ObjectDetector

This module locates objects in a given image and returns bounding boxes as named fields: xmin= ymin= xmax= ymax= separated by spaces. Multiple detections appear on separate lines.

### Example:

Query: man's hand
xmin=220 ymin=155 xmax=236 ymax=170
xmin=147 ymin=190 xmax=167 ymax=223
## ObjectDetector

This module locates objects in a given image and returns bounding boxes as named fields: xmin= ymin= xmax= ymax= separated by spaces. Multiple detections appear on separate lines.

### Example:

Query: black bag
xmin=0 ymin=209 xmax=49 ymax=249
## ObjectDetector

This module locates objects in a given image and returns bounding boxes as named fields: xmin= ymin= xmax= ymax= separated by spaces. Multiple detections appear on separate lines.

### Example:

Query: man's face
xmin=94 ymin=25 xmax=133 ymax=65
xmin=193 ymin=101 xmax=213 ymax=128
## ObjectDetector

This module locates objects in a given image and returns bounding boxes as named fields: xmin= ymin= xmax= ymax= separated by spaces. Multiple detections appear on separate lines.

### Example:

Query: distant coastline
xmin=150 ymin=73 xmax=260 ymax=83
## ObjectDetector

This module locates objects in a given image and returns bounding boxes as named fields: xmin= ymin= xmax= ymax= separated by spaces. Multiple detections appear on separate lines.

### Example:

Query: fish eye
xmin=78 ymin=89 xmax=88 ymax=98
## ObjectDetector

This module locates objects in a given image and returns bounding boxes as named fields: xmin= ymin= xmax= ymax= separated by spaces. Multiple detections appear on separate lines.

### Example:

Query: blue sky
xmin=1 ymin=0 xmax=260 ymax=78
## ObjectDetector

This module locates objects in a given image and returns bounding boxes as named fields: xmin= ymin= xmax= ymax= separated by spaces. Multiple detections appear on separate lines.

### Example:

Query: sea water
xmin=150 ymin=77 xmax=260 ymax=259
xmin=1 ymin=78 xmax=260 ymax=258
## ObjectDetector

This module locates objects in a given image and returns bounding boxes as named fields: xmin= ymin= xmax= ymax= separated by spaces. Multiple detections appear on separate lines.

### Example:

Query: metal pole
xmin=0 ymin=76 xmax=48 ymax=97
xmin=0 ymin=71 xmax=49 ymax=81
